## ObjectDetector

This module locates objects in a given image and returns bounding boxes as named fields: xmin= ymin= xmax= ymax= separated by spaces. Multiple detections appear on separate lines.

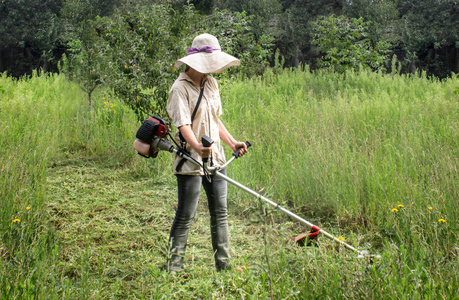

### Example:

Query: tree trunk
xmin=88 ymin=87 xmax=95 ymax=108
xmin=449 ymin=46 xmax=458 ymax=74
xmin=292 ymin=54 xmax=300 ymax=68
xmin=409 ymin=61 xmax=417 ymax=74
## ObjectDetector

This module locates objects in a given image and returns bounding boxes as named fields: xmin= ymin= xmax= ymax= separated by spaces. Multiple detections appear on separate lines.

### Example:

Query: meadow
xmin=0 ymin=68 xmax=458 ymax=299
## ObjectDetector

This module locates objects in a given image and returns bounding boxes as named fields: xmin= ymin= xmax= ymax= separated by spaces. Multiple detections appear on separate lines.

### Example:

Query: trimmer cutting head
xmin=295 ymin=227 xmax=381 ymax=260
xmin=294 ymin=226 xmax=320 ymax=246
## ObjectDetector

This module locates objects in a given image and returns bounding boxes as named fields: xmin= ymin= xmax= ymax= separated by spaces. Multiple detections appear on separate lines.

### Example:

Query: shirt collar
xmin=178 ymin=72 xmax=193 ymax=83
xmin=178 ymin=72 xmax=208 ymax=89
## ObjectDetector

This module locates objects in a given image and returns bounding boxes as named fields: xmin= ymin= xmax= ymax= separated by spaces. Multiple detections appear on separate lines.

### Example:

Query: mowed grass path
xmin=45 ymin=160 xmax=322 ymax=299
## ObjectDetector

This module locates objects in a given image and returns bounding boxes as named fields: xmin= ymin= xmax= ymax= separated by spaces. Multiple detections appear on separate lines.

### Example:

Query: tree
xmin=65 ymin=3 xmax=273 ymax=120
xmin=190 ymin=0 xmax=215 ymax=14
xmin=90 ymin=4 xmax=192 ymax=119
xmin=215 ymin=0 xmax=283 ymax=38
xmin=344 ymin=0 xmax=399 ymax=46
xmin=275 ymin=0 xmax=344 ymax=68
xmin=0 ymin=0 xmax=63 ymax=76
xmin=60 ymin=0 xmax=121 ymax=40
xmin=204 ymin=10 xmax=274 ymax=78
xmin=65 ymin=21 xmax=109 ymax=107
xmin=394 ymin=0 xmax=458 ymax=76
xmin=311 ymin=15 xmax=391 ymax=73
xmin=214 ymin=0 xmax=282 ymax=65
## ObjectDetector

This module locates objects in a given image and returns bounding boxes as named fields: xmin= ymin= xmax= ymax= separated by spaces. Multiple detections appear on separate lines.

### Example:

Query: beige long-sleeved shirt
xmin=166 ymin=73 xmax=226 ymax=175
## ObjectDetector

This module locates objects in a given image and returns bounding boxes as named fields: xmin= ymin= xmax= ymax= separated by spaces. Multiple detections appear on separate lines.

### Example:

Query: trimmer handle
xmin=201 ymin=135 xmax=214 ymax=148
xmin=233 ymin=141 xmax=251 ymax=158
xmin=201 ymin=135 xmax=214 ymax=163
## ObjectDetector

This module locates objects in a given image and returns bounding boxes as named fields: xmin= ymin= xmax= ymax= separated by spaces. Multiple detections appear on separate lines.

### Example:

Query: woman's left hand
xmin=232 ymin=141 xmax=248 ymax=157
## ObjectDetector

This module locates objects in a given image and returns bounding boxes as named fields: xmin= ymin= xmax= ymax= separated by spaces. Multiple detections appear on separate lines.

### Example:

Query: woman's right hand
xmin=193 ymin=143 xmax=212 ymax=158
xmin=179 ymin=125 xmax=212 ymax=158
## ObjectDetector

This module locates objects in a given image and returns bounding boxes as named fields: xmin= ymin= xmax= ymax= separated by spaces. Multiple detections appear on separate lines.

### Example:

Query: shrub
xmin=311 ymin=15 xmax=391 ymax=73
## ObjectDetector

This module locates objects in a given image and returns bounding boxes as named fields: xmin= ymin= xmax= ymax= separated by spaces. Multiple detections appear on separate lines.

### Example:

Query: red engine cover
xmin=148 ymin=116 xmax=169 ymax=138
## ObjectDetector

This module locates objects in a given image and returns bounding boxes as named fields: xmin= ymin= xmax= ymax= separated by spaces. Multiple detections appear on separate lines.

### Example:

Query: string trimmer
xmin=133 ymin=116 xmax=380 ymax=260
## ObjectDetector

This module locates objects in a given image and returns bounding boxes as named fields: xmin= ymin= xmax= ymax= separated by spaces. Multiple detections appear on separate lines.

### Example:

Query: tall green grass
xmin=221 ymin=68 xmax=458 ymax=298
xmin=0 ymin=71 xmax=80 ymax=298
xmin=1 ymin=68 xmax=458 ymax=298
xmin=0 ymin=71 xmax=164 ymax=298
xmin=225 ymin=68 xmax=458 ymax=225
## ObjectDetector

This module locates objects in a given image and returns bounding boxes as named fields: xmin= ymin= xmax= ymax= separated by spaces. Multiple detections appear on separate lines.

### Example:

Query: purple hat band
xmin=187 ymin=45 xmax=221 ymax=55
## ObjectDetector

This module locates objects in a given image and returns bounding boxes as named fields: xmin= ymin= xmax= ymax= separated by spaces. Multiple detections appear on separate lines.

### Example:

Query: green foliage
xmin=65 ymin=3 xmax=273 ymax=121
xmin=344 ymin=0 xmax=399 ymax=44
xmin=1 ymin=0 xmax=457 ymax=79
xmin=311 ymin=15 xmax=392 ymax=73
xmin=0 ymin=0 xmax=63 ymax=76
xmin=396 ymin=0 xmax=458 ymax=49
xmin=395 ymin=0 xmax=459 ymax=76
xmin=60 ymin=0 xmax=119 ymax=26
xmin=87 ymin=3 xmax=199 ymax=120
xmin=189 ymin=0 xmax=215 ymax=14
xmin=216 ymin=0 xmax=283 ymax=39
xmin=277 ymin=0 xmax=344 ymax=67
xmin=205 ymin=10 xmax=275 ymax=79
xmin=64 ymin=21 xmax=110 ymax=107
xmin=63 ymin=3 xmax=186 ymax=118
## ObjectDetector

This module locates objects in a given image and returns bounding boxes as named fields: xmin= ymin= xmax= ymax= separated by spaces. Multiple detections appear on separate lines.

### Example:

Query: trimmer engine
xmin=134 ymin=116 xmax=170 ymax=158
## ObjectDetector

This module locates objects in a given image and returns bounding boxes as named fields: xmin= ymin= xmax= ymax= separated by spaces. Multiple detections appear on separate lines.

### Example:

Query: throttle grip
xmin=233 ymin=141 xmax=251 ymax=158
xmin=201 ymin=135 xmax=214 ymax=163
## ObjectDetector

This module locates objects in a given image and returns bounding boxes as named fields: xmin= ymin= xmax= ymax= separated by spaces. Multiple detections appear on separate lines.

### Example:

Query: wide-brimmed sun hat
xmin=174 ymin=33 xmax=240 ymax=74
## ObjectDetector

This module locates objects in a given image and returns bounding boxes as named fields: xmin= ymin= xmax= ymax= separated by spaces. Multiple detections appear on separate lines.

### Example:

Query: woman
xmin=165 ymin=33 xmax=248 ymax=272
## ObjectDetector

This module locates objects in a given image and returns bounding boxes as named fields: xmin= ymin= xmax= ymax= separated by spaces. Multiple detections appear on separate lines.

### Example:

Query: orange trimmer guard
xmin=295 ymin=225 xmax=321 ymax=246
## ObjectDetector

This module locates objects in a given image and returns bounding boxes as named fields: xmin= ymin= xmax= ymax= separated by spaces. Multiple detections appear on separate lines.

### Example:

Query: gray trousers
xmin=168 ymin=169 xmax=230 ymax=271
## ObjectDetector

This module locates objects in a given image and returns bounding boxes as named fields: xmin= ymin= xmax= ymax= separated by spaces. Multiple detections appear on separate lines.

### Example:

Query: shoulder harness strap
xmin=176 ymin=80 xmax=206 ymax=172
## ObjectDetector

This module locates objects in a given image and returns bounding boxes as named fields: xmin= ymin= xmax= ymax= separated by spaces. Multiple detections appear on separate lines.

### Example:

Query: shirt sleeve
xmin=167 ymin=87 xmax=191 ymax=128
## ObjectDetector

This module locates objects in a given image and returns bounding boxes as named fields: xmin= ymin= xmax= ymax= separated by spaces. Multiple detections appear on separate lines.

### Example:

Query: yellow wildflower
xmin=397 ymin=204 xmax=404 ymax=208
xmin=391 ymin=208 xmax=399 ymax=212
xmin=26 ymin=207 xmax=30 ymax=210
xmin=438 ymin=219 xmax=446 ymax=223
xmin=124 ymin=65 xmax=128 ymax=69
xmin=13 ymin=219 xmax=20 ymax=223
xmin=338 ymin=236 xmax=345 ymax=242
xmin=428 ymin=207 xmax=433 ymax=210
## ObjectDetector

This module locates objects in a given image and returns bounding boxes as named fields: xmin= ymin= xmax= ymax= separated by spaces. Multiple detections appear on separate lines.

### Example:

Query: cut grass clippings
xmin=46 ymin=159 xmax=328 ymax=299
